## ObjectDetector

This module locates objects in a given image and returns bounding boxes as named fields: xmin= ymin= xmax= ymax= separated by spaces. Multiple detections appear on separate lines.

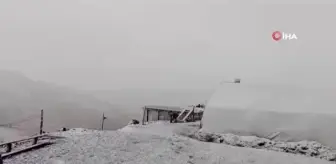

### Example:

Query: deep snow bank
xmin=122 ymin=122 xmax=336 ymax=162
xmin=192 ymin=130 xmax=336 ymax=161
xmin=202 ymin=83 xmax=336 ymax=148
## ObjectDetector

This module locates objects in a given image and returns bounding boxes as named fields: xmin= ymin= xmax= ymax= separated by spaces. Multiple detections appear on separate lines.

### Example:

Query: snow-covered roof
xmin=144 ymin=105 xmax=182 ymax=112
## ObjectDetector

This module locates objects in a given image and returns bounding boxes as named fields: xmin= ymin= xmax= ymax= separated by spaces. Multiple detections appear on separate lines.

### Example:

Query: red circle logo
xmin=272 ymin=31 xmax=282 ymax=41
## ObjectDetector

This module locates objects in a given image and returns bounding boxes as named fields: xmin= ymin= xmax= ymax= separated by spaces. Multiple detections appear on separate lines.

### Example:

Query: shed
xmin=142 ymin=105 xmax=182 ymax=124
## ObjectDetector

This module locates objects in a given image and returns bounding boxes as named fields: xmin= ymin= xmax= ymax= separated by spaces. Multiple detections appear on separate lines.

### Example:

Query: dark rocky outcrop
xmin=128 ymin=119 xmax=140 ymax=125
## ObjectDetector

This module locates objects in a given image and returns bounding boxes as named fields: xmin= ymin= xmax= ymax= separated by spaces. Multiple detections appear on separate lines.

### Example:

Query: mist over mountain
xmin=91 ymin=88 xmax=212 ymax=107
xmin=0 ymin=70 xmax=212 ymax=138
xmin=0 ymin=70 xmax=130 ymax=135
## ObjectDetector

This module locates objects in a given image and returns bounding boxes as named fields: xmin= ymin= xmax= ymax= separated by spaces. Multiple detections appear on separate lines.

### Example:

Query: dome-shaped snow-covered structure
xmin=201 ymin=82 xmax=336 ymax=148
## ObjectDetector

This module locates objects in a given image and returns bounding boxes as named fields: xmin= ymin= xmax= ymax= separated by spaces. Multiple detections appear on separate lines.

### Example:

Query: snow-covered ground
xmin=4 ymin=122 xmax=333 ymax=164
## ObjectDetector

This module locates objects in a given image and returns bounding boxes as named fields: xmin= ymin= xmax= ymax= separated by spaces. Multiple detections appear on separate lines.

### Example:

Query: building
xmin=142 ymin=105 xmax=182 ymax=124
xmin=191 ymin=107 xmax=204 ymax=121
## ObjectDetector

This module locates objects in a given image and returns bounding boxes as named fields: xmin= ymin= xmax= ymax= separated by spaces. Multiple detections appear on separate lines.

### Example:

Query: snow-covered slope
xmin=4 ymin=122 xmax=333 ymax=164
xmin=202 ymin=83 xmax=336 ymax=148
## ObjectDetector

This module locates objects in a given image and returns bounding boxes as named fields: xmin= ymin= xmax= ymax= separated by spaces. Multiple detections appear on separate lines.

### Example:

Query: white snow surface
xmin=202 ymin=83 xmax=336 ymax=148
xmin=4 ymin=121 xmax=333 ymax=164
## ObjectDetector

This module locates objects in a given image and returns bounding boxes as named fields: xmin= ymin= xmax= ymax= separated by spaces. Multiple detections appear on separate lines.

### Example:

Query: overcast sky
xmin=0 ymin=0 xmax=335 ymax=90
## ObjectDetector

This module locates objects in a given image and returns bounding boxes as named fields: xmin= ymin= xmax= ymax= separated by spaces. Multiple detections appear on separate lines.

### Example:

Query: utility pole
xmin=40 ymin=109 xmax=44 ymax=135
xmin=101 ymin=113 xmax=107 ymax=130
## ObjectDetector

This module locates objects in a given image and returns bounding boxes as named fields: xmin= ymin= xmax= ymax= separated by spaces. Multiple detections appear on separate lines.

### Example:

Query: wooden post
xmin=192 ymin=106 xmax=195 ymax=122
xmin=40 ymin=109 xmax=44 ymax=135
xmin=101 ymin=113 xmax=107 ymax=130
xmin=147 ymin=109 xmax=149 ymax=122
xmin=33 ymin=137 xmax=38 ymax=145
xmin=6 ymin=143 xmax=12 ymax=153
xmin=142 ymin=107 xmax=146 ymax=125
xmin=0 ymin=153 xmax=3 ymax=164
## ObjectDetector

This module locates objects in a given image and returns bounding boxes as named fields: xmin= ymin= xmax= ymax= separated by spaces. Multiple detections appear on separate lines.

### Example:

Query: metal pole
xmin=40 ymin=109 xmax=44 ymax=134
xmin=101 ymin=113 xmax=106 ymax=130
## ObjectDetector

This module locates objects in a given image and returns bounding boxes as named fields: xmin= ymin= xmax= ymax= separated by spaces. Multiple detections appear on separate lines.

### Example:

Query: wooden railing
xmin=0 ymin=134 xmax=55 ymax=163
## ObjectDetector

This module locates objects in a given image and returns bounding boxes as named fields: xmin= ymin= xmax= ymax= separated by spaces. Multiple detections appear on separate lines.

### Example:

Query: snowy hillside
xmin=0 ymin=70 xmax=134 ymax=137
xmin=4 ymin=122 xmax=333 ymax=164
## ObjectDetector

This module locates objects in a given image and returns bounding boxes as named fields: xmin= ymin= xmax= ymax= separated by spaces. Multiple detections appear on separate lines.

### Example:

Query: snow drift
xmin=202 ymin=82 xmax=336 ymax=148
xmin=5 ymin=124 xmax=332 ymax=164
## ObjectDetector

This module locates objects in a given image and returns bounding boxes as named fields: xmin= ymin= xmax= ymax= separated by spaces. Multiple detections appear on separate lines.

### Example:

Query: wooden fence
xmin=0 ymin=134 xmax=55 ymax=163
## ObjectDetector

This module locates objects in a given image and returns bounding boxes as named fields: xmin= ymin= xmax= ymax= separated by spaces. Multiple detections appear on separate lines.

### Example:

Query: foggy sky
xmin=1 ymin=0 xmax=336 ymax=90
